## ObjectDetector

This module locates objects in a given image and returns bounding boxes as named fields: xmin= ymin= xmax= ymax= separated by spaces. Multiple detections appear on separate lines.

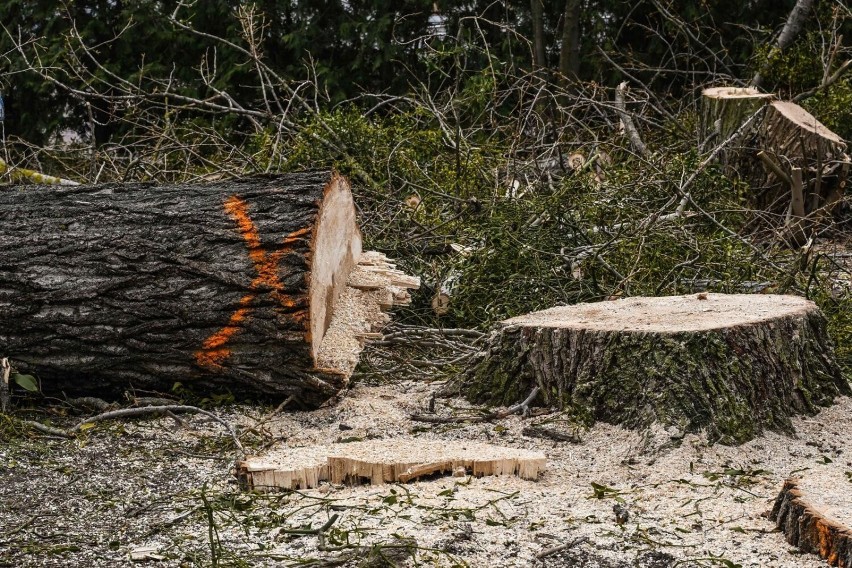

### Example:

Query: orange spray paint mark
xmin=195 ymin=195 xmax=308 ymax=370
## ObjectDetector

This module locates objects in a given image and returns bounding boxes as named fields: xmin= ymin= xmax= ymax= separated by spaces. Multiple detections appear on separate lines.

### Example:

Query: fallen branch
xmin=20 ymin=404 xmax=245 ymax=455
xmin=535 ymin=535 xmax=590 ymax=560
xmin=411 ymin=387 xmax=540 ymax=424
xmin=0 ymin=157 xmax=80 ymax=186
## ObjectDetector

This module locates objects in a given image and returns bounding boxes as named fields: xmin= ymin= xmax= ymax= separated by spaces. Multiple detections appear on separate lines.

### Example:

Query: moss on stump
xmin=464 ymin=294 xmax=849 ymax=444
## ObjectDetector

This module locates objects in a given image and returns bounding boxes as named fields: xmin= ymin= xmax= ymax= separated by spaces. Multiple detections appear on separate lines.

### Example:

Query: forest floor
xmin=1 ymin=378 xmax=850 ymax=568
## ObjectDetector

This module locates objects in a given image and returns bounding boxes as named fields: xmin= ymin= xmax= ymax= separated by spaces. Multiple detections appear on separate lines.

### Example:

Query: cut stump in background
xmin=760 ymin=101 xmax=850 ymax=236
xmin=0 ymin=171 xmax=418 ymax=407
xmin=701 ymin=86 xmax=850 ymax=242
xmin=770 ymin=472 xmax=852 ymax=567
xmin=701 ymin=87 xmax=772 ymax=148
xmin=464 ymin=294 xmax=849 ymax=444
xmin=238 ymin=440 xmax=546 ymax=491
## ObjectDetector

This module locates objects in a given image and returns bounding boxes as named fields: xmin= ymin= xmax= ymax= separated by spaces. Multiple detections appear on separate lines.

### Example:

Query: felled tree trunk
xmin=464 ymin=294 xmax=849 ymax=444
xmin=0 ymin=171 xmax=418 ymax=407
xmin=770 ymin=473 xmax=852 ymax=567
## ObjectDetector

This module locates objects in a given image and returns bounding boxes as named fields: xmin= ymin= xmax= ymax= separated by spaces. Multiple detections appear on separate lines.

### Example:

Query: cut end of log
xmin=309 ymin=174 xmax=363 ymax=361
xmin=770 ymin=472 xmax=852 ymax=567
xmin=237 ymin=440 xmax=546 ymax=491
xmin=315 ymin=251 xmax=419 ymax=378
xmin=503 ymin=293 xmax=814 ymax=333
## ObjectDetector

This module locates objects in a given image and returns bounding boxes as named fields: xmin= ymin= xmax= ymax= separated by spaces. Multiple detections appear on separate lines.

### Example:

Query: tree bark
xmin=463 ymin=294 xmax=849 ymax=444
xmin=0 ymin=171 xmax=415 ymax=407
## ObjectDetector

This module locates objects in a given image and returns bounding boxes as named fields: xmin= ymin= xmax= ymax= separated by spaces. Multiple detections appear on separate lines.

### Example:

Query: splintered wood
xmin=237 ymin=440 xmax=546 ymax=491
xmin=315 ymin=251 xmax=420 ymax=377
xmin=770 ymin=471 xmax=852 ymax=567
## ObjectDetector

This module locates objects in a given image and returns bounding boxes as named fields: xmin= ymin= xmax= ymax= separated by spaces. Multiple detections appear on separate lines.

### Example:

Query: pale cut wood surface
xmin=238 ymin=440 xmax=547 ymax=491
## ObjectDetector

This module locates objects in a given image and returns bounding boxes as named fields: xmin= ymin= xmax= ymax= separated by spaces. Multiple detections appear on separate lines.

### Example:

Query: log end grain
xmin=769 ymin=101 xmax=846 ymax=147
xmin=701 ymin=86 xmax=773 ymax=100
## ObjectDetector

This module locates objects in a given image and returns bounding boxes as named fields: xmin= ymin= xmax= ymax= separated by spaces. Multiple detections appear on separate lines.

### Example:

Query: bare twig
xmin=535 ymin=535 xmax=590 ymax=560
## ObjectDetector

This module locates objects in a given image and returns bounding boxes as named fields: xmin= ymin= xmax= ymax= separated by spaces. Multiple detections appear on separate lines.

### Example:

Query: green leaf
xmin=589 ymin=482 xmax=622 ymax=500
xmin=11 ymin=373 xmax=38 ymax=392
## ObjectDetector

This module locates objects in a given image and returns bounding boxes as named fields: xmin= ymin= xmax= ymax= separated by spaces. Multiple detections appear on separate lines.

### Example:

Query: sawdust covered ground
xmin=1 ymin=381 xmax=850 ymax=567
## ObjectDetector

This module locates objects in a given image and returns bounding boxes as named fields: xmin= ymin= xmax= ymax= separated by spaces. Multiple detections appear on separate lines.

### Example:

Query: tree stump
xmin=770 ymin=472 xmax=852 ymax=567
xmin=701 ymin=87 xmax=850 ymax=242
xmin=759 ymin=101 xmax=850 ymax=229
xmin=701 ymin=86 xmax=773 ymax=147
xmin=464 ymin=294 xmax=849 ymax=444
xmin=0 ymin=171 xmax=418 ymax=406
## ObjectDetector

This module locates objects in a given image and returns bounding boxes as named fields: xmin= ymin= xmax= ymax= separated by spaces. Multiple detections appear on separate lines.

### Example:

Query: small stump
xmin=770 ymin=473 xmax=852 ymax=567
xmin=464 ymin=294 xmax=849 ymax=444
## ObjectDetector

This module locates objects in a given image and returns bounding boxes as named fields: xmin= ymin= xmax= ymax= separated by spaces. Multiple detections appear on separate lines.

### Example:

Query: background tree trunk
xmin=751 ymin=0 xmax=816 ymax=88
xmin=0 ymin=171 xmax=416 ymax=407
xmin=557 ymin=0 xmax=581 ymax=84
xmin=530 ymin=0 xmax=547 ymax=73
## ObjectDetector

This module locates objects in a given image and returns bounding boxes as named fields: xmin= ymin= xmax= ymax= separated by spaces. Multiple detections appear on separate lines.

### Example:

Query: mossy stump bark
xmin=464 ymin=294 xmax=849 ymax=444
xmin=0 ymin=171 xmax=417 ymax=407
xmin=770 ymin=474 xmax=852 ymax=567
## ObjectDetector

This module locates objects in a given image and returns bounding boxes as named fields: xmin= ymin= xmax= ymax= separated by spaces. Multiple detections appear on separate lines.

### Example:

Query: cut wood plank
xmin=464 ymin=293 xmax=849 ymax=444
xmin=770 ymin=471 xmax=852 ymax=567
xmin=237 ymin=440 xmax=546 ymax=491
